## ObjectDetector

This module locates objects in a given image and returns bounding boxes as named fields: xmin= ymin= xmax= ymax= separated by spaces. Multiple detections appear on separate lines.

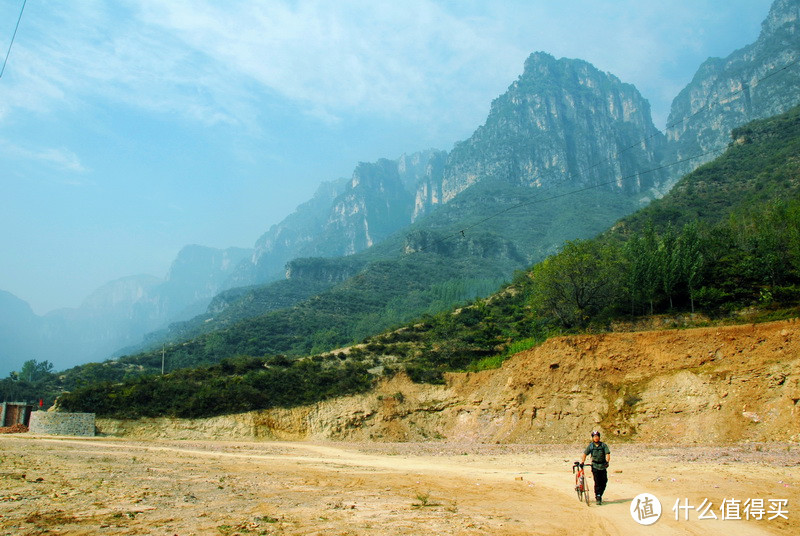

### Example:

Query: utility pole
xmin=161 ymin=345 xmax=165 ymax=375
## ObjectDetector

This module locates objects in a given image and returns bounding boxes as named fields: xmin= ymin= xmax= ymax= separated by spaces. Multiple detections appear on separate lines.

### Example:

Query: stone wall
xmin=29 ymin=412 xmax=96 ymax=437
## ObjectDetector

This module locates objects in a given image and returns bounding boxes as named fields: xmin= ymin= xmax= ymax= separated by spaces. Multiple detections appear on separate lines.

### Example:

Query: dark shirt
xmin=584 ymin=441 xmax=610 ymax=470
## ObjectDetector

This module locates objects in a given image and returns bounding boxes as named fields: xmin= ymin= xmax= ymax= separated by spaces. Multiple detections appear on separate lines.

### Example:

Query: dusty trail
xmin=1 ymin=435 xmax=796 ymax=535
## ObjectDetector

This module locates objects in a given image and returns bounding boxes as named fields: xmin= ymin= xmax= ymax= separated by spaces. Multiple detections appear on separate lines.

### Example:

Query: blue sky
xmin=0 ymin=0 xmax=774 ymax=315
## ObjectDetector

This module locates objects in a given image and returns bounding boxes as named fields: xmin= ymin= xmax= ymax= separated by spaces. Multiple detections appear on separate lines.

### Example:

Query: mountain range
xmin=2 ymin=0 xmax=799 ymax=377
xmin=54 ymin=101 xmax=800 ymax=416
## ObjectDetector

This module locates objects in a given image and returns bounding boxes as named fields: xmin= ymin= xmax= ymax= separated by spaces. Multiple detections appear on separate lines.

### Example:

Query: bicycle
xmin=573 ymin=461 xmax=590 ymax=506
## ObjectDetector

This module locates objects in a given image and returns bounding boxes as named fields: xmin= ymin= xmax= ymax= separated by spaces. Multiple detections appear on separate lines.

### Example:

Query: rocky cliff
xmin=235 ymin=178 xmax=351 ymax=285
xmin=285 ymin=257 xmax=365 ymax=283
xmin=198 ymin=53 xmax=673 ymax=333
xmin=403 ymin=229 xmax=525 ymax=264
xmin=235 ymin=54 xmax=677 ymax=288
xmin=238 ymin=150 xmax=444 ymax=286
xmin=665 ymin=0 xmax=800 ymax=179
xmin=319 ymin=159 xmax=414 ymax=255
xmin=427 ymin=52 xmax=669 ymax=211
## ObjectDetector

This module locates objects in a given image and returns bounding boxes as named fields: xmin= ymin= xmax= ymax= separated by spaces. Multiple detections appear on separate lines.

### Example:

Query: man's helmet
xmin=591 ymin=430 xmax=601 ymax=437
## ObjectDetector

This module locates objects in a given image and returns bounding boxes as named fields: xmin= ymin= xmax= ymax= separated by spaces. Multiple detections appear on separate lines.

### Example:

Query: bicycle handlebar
xmin=573 ymin=460 xmax=609 ymax=471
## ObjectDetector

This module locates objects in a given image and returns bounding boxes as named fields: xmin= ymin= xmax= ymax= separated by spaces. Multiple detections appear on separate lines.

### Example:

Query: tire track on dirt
xmin=13 ymin=436 xmax=784 ymax=535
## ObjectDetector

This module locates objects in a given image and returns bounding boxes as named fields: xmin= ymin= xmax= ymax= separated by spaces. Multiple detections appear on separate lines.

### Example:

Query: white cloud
xmin=132 ymin=0 xmax=518 ymax=126
xmin=0 ymin=139 xmax=88 ymax=174
xmin=37 ymin=147 xmax=87 ymax=174
xmin=0 ymin=0 xmax=774 ymax=140
xmin=1 ymin=1 xmax=250 ymax=127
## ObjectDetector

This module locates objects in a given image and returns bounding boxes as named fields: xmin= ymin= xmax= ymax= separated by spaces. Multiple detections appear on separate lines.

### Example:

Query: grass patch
xmin=465 ymin=354 xmax=506 ymax=372
xmin=411 ymin=491 xmax=441 ymax=508
xmin=464 ymin=336 xmax=546 ymax=372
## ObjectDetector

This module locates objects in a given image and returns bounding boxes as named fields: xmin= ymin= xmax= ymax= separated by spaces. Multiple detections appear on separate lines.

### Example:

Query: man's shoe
xmin=596 ymin=495 xmax=602 ymax=505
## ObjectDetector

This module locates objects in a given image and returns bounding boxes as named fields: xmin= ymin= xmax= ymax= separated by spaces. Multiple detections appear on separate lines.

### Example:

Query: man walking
xmin=581 ymin=430 xmax=610 ymax=504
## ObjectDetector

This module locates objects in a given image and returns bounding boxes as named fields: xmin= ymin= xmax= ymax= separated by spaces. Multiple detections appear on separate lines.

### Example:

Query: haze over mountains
xmin=2 ymin=0 xmax=799 ymax=377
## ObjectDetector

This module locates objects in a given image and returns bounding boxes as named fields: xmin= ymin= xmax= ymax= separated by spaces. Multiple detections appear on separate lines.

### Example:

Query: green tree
xmin=659 ymin=224 xmax=681 ymax=310
xmin=623 ymin=222 xmax=661 ymax=315
xmin=640 ymin=223 xmax=662 ymax=314
xmin=530 ymin=240 xmax=623 ymax=328
xmin=677 ymin=221 xmax=704 ymax=313
xmin=19 ymin=360 xmax=54 ymax=384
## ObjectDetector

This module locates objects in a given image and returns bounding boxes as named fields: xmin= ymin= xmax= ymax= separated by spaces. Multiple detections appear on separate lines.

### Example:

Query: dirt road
xmin=1 ymin=435 xmax=797 ymax=535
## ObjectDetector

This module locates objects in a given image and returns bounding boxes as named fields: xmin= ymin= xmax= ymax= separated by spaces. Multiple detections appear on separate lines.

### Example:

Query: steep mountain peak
xmin=0 ymin=289 xmax=36 ymax=321
xmin=166 ymin=244 xmax=251 ymax=284
xmin=79 ymin=274 xmax=161 ymax=311
xmin=519 ymin=50 xmax=560 ymax=80
xmin=761 ymin=0 xmax=799 ymax=36
xmin=326 ymin=158 xmax=413 ymax=254
xmin=349 ymin=159 xmax=401 ymax=190
xmin=435 ymin=53 xmax=667 ymax=206
xmin=665 ymin=0 xmax=800 ymax=178
xmin=237 ymin=150 xmax=446 ymax=283
xmin=520 ymin=51 xmax=602 ymax=80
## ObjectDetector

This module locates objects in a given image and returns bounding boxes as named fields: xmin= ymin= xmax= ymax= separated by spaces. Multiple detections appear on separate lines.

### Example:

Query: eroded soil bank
xmin=97 ymin=320 xmax=800 ymax=445
xmin=3 ymin=320 xmax=799 ymax=534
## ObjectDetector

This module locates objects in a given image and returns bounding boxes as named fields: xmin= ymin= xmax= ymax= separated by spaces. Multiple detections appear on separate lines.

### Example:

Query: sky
xmin=0 ymin=0 xmax=775 ymax=315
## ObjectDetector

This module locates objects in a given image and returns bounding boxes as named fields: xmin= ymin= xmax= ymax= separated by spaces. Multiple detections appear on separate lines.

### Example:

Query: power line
xmin=0 ymin=0 xmax=26 ymax=79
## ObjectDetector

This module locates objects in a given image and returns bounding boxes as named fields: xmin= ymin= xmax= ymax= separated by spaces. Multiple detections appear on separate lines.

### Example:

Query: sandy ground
xmin=1 ymin=435 xmax=798 ymax=535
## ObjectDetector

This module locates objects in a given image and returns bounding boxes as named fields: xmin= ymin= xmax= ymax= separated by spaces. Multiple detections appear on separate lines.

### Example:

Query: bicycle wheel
xmin=576 ymin=485 xmax=583 ymax=502
xmin=584 ymin=481 xmax=591 ymax=506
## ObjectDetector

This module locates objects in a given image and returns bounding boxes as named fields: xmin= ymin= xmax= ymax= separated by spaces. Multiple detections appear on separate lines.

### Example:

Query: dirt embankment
xmin=97 ymin=319 xmax=800 ymax=444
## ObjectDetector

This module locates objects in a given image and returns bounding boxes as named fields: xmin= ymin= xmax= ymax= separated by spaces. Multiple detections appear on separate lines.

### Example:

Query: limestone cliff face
xmin=235 ymin=178 xmax=350 ymax=285
xmin=403 ymin=229 xmax=526 ymax=264
xmin=399 ymin=150 xmax=447 ymax=199
xmin=323 ymin=159 xmax=414 ymax=255
xmin=665 ymin=0 xmax=800 ymax=179
xmin=284 ymin=257 xmax=364 ymax=284
xmin=407 ymin=151 xmax=447 ymax=221
xmin=159 ymin=245 xmax=253 ymax=318
xmin=417 ymin=52 xmax=669 ymax=214
xmin=238 ymin=53 xmax=673 ymax=288
xmin=236 ymin=150 xmax=443 ymax=286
